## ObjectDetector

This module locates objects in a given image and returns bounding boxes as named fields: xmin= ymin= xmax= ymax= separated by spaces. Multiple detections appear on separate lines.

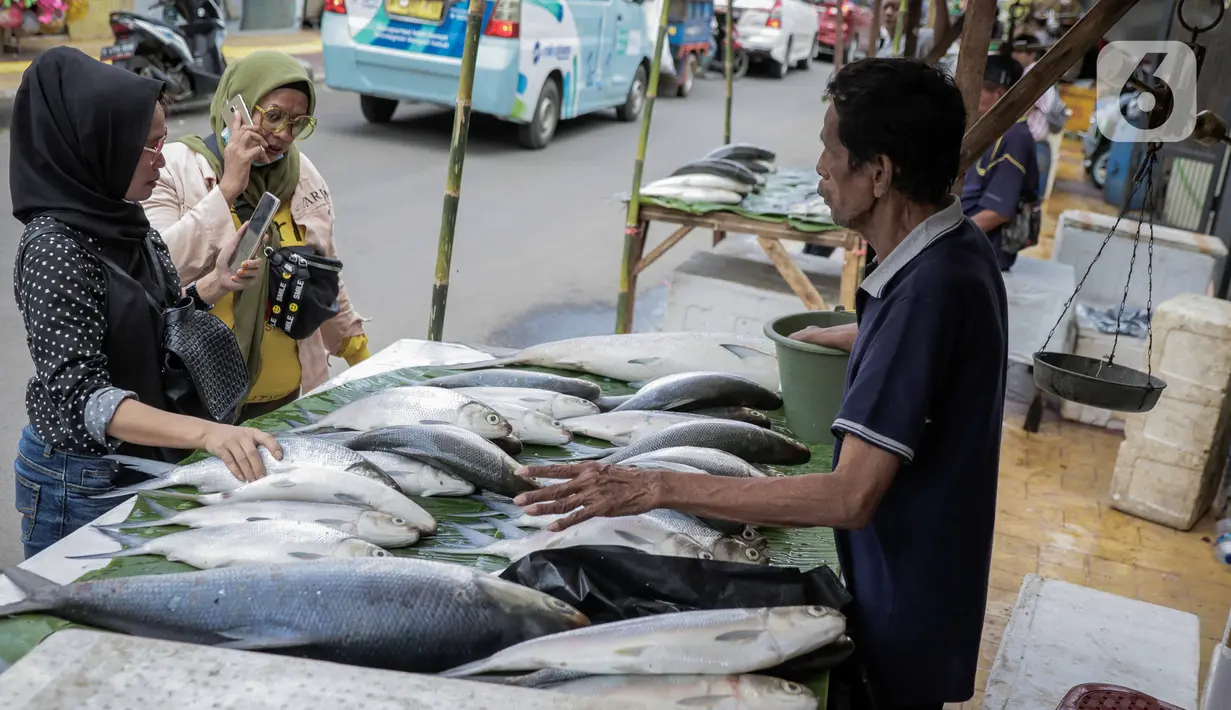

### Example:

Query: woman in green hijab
xmin=144 ymin=51 xmax=371 ymax=422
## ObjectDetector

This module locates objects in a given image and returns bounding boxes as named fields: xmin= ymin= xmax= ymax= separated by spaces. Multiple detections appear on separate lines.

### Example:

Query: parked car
xmin=814 ymin=0 xmax=870 ymax=60
xmin=732 ymin=0 xmax=820 ymax=77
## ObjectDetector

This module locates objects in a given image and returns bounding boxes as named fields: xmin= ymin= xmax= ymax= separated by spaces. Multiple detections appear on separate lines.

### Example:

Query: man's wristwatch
xmin=185 ymin=282 xmax=211 ymax=311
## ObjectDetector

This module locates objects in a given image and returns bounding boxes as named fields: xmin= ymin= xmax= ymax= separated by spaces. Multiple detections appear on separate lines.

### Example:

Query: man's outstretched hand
xmin=513 ymin=462 xmax=664 ymax=532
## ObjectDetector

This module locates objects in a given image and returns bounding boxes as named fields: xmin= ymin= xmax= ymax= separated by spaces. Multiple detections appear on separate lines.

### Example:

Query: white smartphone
xmin=229 ymin=192 xmax=280 ymax=272
xmin=226 ymin=94 xmax=253 ymax=127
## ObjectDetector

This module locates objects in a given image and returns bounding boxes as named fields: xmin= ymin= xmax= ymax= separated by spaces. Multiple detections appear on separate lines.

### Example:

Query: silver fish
xmin=341 ymin=425 xmax=535 ymax=498
xmin=145 ymin=466 xmax=438 ymax=534
xmin=356 ymin=451 xmax=475 ymax=497
xmin=544 ymin=674 xmax=818 ymax=710
xmin=447 ymin=332 xmax=781 ymax=391
xmin=442 ymin=606 xmax=846 ymax=677
xmin=293 ymin=387 xmax=512 ymax=439
xmin=454 ymin=387 xmax=599 ymax=419
xmin=561 ymin=410 xmax=709 ymax=446
xmin=476 ymin=495 xmax=567 ymax=530
xmin=98 ymin=436 xmax=398 ymax=498
xmin=599 ymin=421 xmax=810 ymax=466
xmin=639 ymin=509 xmax=767 ymax=564
xmin=96 ymin=497 xmax=422 ymax=548
xmin=447 ymin=516 xmax=719 ymax=563
xmin=613 ymin=372 xmax=783 ymax=413
xmin=687 ymin=406 xmax=773 ymax=428
xmin=620 ymin=447 xmax=769 ymax=479
xmin=0 ymin=558 xmax=590 ymax=674
xmin=478 ymin=400 xmax=573 ymax=446
xmin=423 ymin=370 xmax=603 ymax=401
xmin=69 ymin=520 xmax=392 ymax=568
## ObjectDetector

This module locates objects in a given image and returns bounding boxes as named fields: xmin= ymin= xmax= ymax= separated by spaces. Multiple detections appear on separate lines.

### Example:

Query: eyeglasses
xmin=253 ymin=104 xmax=317 ymax=140
xmin=142 ymin=132 xmax=167 ymax=165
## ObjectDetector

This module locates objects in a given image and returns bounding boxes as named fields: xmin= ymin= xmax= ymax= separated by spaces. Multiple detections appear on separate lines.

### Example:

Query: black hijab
xmin=10 ymin=46 xmax=165 ymax=244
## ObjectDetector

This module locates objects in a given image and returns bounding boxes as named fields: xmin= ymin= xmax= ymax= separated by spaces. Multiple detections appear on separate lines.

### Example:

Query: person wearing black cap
xmin=961 ymin=53 xmax=1040 ymax=271
xmin=1011 ymin=34 xmax=1066 ymax=199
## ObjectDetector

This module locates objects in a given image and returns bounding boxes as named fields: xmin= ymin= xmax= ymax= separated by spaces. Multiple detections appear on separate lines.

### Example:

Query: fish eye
xmin=486 ymin=413 xmax=502 ymax=424
xmin=373 ymin=549 xmax=391 ymax=557
xmin=805 ymin=606 xmax=828 ymax=617
xmin=700 ymin=551 xmax=714 ymax=560
xmin=548 ymin=598 xmax=574 ymax=611
xmin=745 ymin=548 xmax=761 ymax=561
xmin=391 ymin=518 xmax=406 ymax=526
xmin=778 ymin=680 xmax=805 ymax=695
xmin=551 ymin=420 xmax=562 ymax=427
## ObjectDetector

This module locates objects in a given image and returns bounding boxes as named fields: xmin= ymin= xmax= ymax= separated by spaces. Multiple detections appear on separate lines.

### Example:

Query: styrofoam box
xmin=1004 ymin=256 xmax=1078 ymax=365
xmin=1052 ymin=210 xmax=1227 ymax=311
xmin=1110 ymin=293 xmax=1231 ymax=530
xmin=1059 ymin=325 xmax=1147 ymax=430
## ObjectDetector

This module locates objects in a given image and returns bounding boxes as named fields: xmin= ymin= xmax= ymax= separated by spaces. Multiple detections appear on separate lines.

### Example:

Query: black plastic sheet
xmin=497 ymin=545 xmax=856 ymax=679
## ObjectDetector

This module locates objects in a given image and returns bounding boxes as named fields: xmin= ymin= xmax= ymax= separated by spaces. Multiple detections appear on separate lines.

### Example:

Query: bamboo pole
xmin=616 ymin=0 xmax=673 ymax=334
xmin=426 ymin=0 xmax=486 ymax=342
xmin=892 ymin=0 xmax=907 ymax=53
xmin=724 ymin=0 xmax=733 ymax=144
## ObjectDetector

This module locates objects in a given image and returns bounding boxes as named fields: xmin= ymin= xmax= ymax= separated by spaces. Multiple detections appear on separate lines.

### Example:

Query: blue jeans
xmin=1035 ymin=140 xmax=1051 ymax=199
xmin=14 ymin=426 xmax=119 ymax=560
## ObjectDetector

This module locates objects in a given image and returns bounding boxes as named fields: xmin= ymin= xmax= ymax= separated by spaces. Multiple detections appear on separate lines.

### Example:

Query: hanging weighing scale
xmin=1032 ymin=0 xmax=1222 ymax=413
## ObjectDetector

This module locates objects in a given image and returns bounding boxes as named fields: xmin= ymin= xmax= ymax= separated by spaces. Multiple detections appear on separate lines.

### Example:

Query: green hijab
xmin=180 ymin=50 xmax=316 ymax=206
xmin=180 ymin=51 xmax=316 ymax=402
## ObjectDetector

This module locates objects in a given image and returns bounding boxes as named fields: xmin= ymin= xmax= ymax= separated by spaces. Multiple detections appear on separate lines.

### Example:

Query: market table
xmin=619 ymin=169 xmax=867 ymax=333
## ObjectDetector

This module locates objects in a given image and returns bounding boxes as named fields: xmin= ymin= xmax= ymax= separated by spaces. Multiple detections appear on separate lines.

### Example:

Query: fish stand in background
xmin=636 ymin=143 xmax=776 ymax=205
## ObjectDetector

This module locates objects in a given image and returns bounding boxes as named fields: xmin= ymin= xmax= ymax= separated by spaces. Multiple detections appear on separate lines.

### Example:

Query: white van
xmin=731 ymin=0 xmax=819 ymax=78
xmin=321 ymin=0 xmax=655 ymax=148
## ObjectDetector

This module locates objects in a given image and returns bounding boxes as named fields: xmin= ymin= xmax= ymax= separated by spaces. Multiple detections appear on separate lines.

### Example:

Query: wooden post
xmin=953 ymin=0 xmax=996 ymax=127
xmin=867 ymin=0 xmax=883 ymax=57
xmin=903 ymin=0 xmax=923 ymax=58
xmin=426 ymin=0 xmax=486 ymax=341
xmin=835 ymin=6 xmax=846 ymax=67
xmin=923 ymin=11 xmax=963 ymax=64
xmin=959 ymin=0 xmax=1145 ymax=174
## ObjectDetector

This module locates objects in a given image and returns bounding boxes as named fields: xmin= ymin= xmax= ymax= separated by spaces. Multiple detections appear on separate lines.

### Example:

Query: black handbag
xmin=264 ymin=245 xmax=343 ymax=341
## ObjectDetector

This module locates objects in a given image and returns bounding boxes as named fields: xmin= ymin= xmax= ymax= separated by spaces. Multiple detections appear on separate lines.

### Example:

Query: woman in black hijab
xmin=10 ymin=47 xmax=282 ymax=559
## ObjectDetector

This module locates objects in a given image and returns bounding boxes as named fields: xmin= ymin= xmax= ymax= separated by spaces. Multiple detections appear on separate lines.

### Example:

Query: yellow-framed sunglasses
xmin=253 ymin=104 xmax=318 ymax=140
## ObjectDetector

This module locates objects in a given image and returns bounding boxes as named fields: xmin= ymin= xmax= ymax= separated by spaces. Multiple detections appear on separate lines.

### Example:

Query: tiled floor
xmin=944 ymin=137 xmax=1231 ymax=709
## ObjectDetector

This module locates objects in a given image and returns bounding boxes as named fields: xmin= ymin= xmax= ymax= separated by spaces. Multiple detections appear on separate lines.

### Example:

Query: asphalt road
xmin=0 ymin=60 xmax=836 ymax=565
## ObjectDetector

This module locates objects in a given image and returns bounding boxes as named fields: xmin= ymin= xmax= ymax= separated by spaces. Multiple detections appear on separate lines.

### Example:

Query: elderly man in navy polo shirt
xmin=514 ymin=58 xmax=1008 ymax=710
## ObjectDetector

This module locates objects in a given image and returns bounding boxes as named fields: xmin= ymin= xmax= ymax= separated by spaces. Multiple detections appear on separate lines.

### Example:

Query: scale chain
xmin=1106 ymin=149 xmax=1158 ymax=366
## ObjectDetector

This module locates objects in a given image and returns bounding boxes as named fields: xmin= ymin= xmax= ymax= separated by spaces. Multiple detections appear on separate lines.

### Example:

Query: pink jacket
xmin=143 ymin=142 xmax=367 ymax=393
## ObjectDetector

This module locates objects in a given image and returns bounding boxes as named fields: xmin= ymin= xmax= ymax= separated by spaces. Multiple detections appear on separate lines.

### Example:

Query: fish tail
xmin=89 ymin=477 xmax=180 ymax=499
xmin=445 ymin=521 xmax=498 ymax=547
xmin=138 ymin=490 xmax=203 ymax=504
xmin=0 ymin=567 xmax=58 ymax=616
xmin=104 ymin=455 xmax=175 ymax=477
xmin=441 ymin=356 xmax=522 ymax=371
xmin=539 ymin=449 xmax=611 ymax=463
xmin=475 ymin=496 xmax=521 ymax=517
xmin=62 ymin=527 xmax=148 ymax=561
xmin=483 ymin=516 xmax=529 ymax=540
xmin=141 ymin=496 xmax=182 ymax=520
xmin=439 ymin=658 xmax=499 ymax=678
xmin=94 ymin=518 xmax=165 ymax=531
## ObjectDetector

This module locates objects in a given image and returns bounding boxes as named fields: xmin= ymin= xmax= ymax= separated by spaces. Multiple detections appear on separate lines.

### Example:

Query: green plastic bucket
xmin=764 ymin=310 xmax=858 ymax=445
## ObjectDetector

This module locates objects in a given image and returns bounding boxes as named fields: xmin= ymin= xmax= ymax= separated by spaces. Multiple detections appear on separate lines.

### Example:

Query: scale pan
xmin=1032 ymin=351 xmax=1166 ymax=413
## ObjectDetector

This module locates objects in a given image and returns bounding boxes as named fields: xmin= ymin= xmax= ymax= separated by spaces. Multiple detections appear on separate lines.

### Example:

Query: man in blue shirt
xmin=513 ymin=59 xmax=1008 ymax=710
xmin=962 ymin=53 xmax=1040 ymax=271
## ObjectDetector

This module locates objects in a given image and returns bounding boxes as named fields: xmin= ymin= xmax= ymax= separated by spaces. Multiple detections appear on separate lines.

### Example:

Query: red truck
xmin=814 ymin=0 xmax=873 ymax=60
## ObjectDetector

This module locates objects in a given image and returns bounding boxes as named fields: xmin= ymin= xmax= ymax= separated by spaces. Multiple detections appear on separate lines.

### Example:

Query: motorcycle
xmin=1082 ymin=67 xmax=1151 ymax=190
xmin=701 ymin=10 xmax=750 ymax=79
xmin=102 ymin=0 xmax=226 ymax=105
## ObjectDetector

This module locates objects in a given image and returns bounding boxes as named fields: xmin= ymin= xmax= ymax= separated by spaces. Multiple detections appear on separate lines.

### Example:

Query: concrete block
xmin=1111 ymin=438 xmax=1225 ymax=530
xmin=662 ymin=246 xmax=842 ymax=337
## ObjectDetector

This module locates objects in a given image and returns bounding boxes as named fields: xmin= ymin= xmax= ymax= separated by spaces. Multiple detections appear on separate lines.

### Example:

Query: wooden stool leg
xmin=616 ymin=220 xmax=648 ymax=334
xmin=713 ymin=229 xmax=727 ymax=246
xmin=1025 ymin=386 xmax=1045 ymax=433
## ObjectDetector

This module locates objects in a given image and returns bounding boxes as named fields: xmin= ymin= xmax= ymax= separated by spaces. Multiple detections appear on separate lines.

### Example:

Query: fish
xmin=96 ymin=497 xmax=422 ymax=548
xmin=445 ymin=516 xmax=724 ymax=563
xmin=143 ymin=466 xmax=438 ymax=535
xmin=96 ymin=436 xmax=399 ymax=499
xmin=643 ymin=173 xmax=755 ymax=194
xmin=704 ymin=143 xmax=777 ymax=163
xmin=670 ymin=159 xmax=760 ymax=186
xmin=422 ymin=370 xmax=603 ymax=401
xmin=560 ymin=410 xmax=710 ymax=446
xmin=441 ymin=605 xmax=846 ymax=677
xmin=355 ymin=451 xmax=475 ymax=497
xmin=446 ymin=333 xmax=780 ymax=392
xmin=612 ymin=372 xmax=783 ymax=413
xmin=453 ymin=387 xmax=599 ymax=420
xmin=544 ymin=674 xmax=819 ymax=710
xmin=597 ymin=394 xmax=634 ymax=412
xmin=0 ymin=558 xmax=590 ymax=674
xmin=68 ymin=520 xmax=393 ymax=568
xmin=491 ymin=435 xmax=525 ymax=456
xmin=475 ymin=400 xmax=573 ymax=446
xmin=591 ymin=421 xmax=811 ymax=466
xmin=340 ymin=425 xmax=535 ymax=498
xmin=639 ymin=509 xmax=767 ymax=564
xmin=687 ymin=406 xmax=773 ymax=428
xmin=289 ymin=387 xmax=512 ymax=439
xmin=620 ymin=447 xmax=769 ymax=479
xmin=472 ymin=495 xmax=568 ymax=530
xmin=640 ymin=185 xmax=745 ymax=205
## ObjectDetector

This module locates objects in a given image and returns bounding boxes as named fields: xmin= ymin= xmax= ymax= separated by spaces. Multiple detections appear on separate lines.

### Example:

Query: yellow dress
xmin=213 ymin=202 xmax=304 ymax=404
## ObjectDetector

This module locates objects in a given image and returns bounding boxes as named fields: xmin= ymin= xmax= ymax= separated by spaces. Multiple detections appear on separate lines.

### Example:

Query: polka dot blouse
xmin=14 ymin=216 xmax=184 ymax=457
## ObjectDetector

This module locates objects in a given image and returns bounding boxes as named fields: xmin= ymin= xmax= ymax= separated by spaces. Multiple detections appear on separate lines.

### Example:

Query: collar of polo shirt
xmin=859 ymin=197 xmax=965 ymax=298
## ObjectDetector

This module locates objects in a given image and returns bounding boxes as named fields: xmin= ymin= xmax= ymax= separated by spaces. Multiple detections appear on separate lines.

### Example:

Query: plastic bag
xmin=497 ymin=545 xmax=855 ymax=679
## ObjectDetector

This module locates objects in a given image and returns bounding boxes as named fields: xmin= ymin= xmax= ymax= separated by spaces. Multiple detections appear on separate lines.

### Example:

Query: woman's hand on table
xmin=199 ymin=423 xmax=283 ymax=483
xmin=513 ymin=462 xmax=663 ymax=531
